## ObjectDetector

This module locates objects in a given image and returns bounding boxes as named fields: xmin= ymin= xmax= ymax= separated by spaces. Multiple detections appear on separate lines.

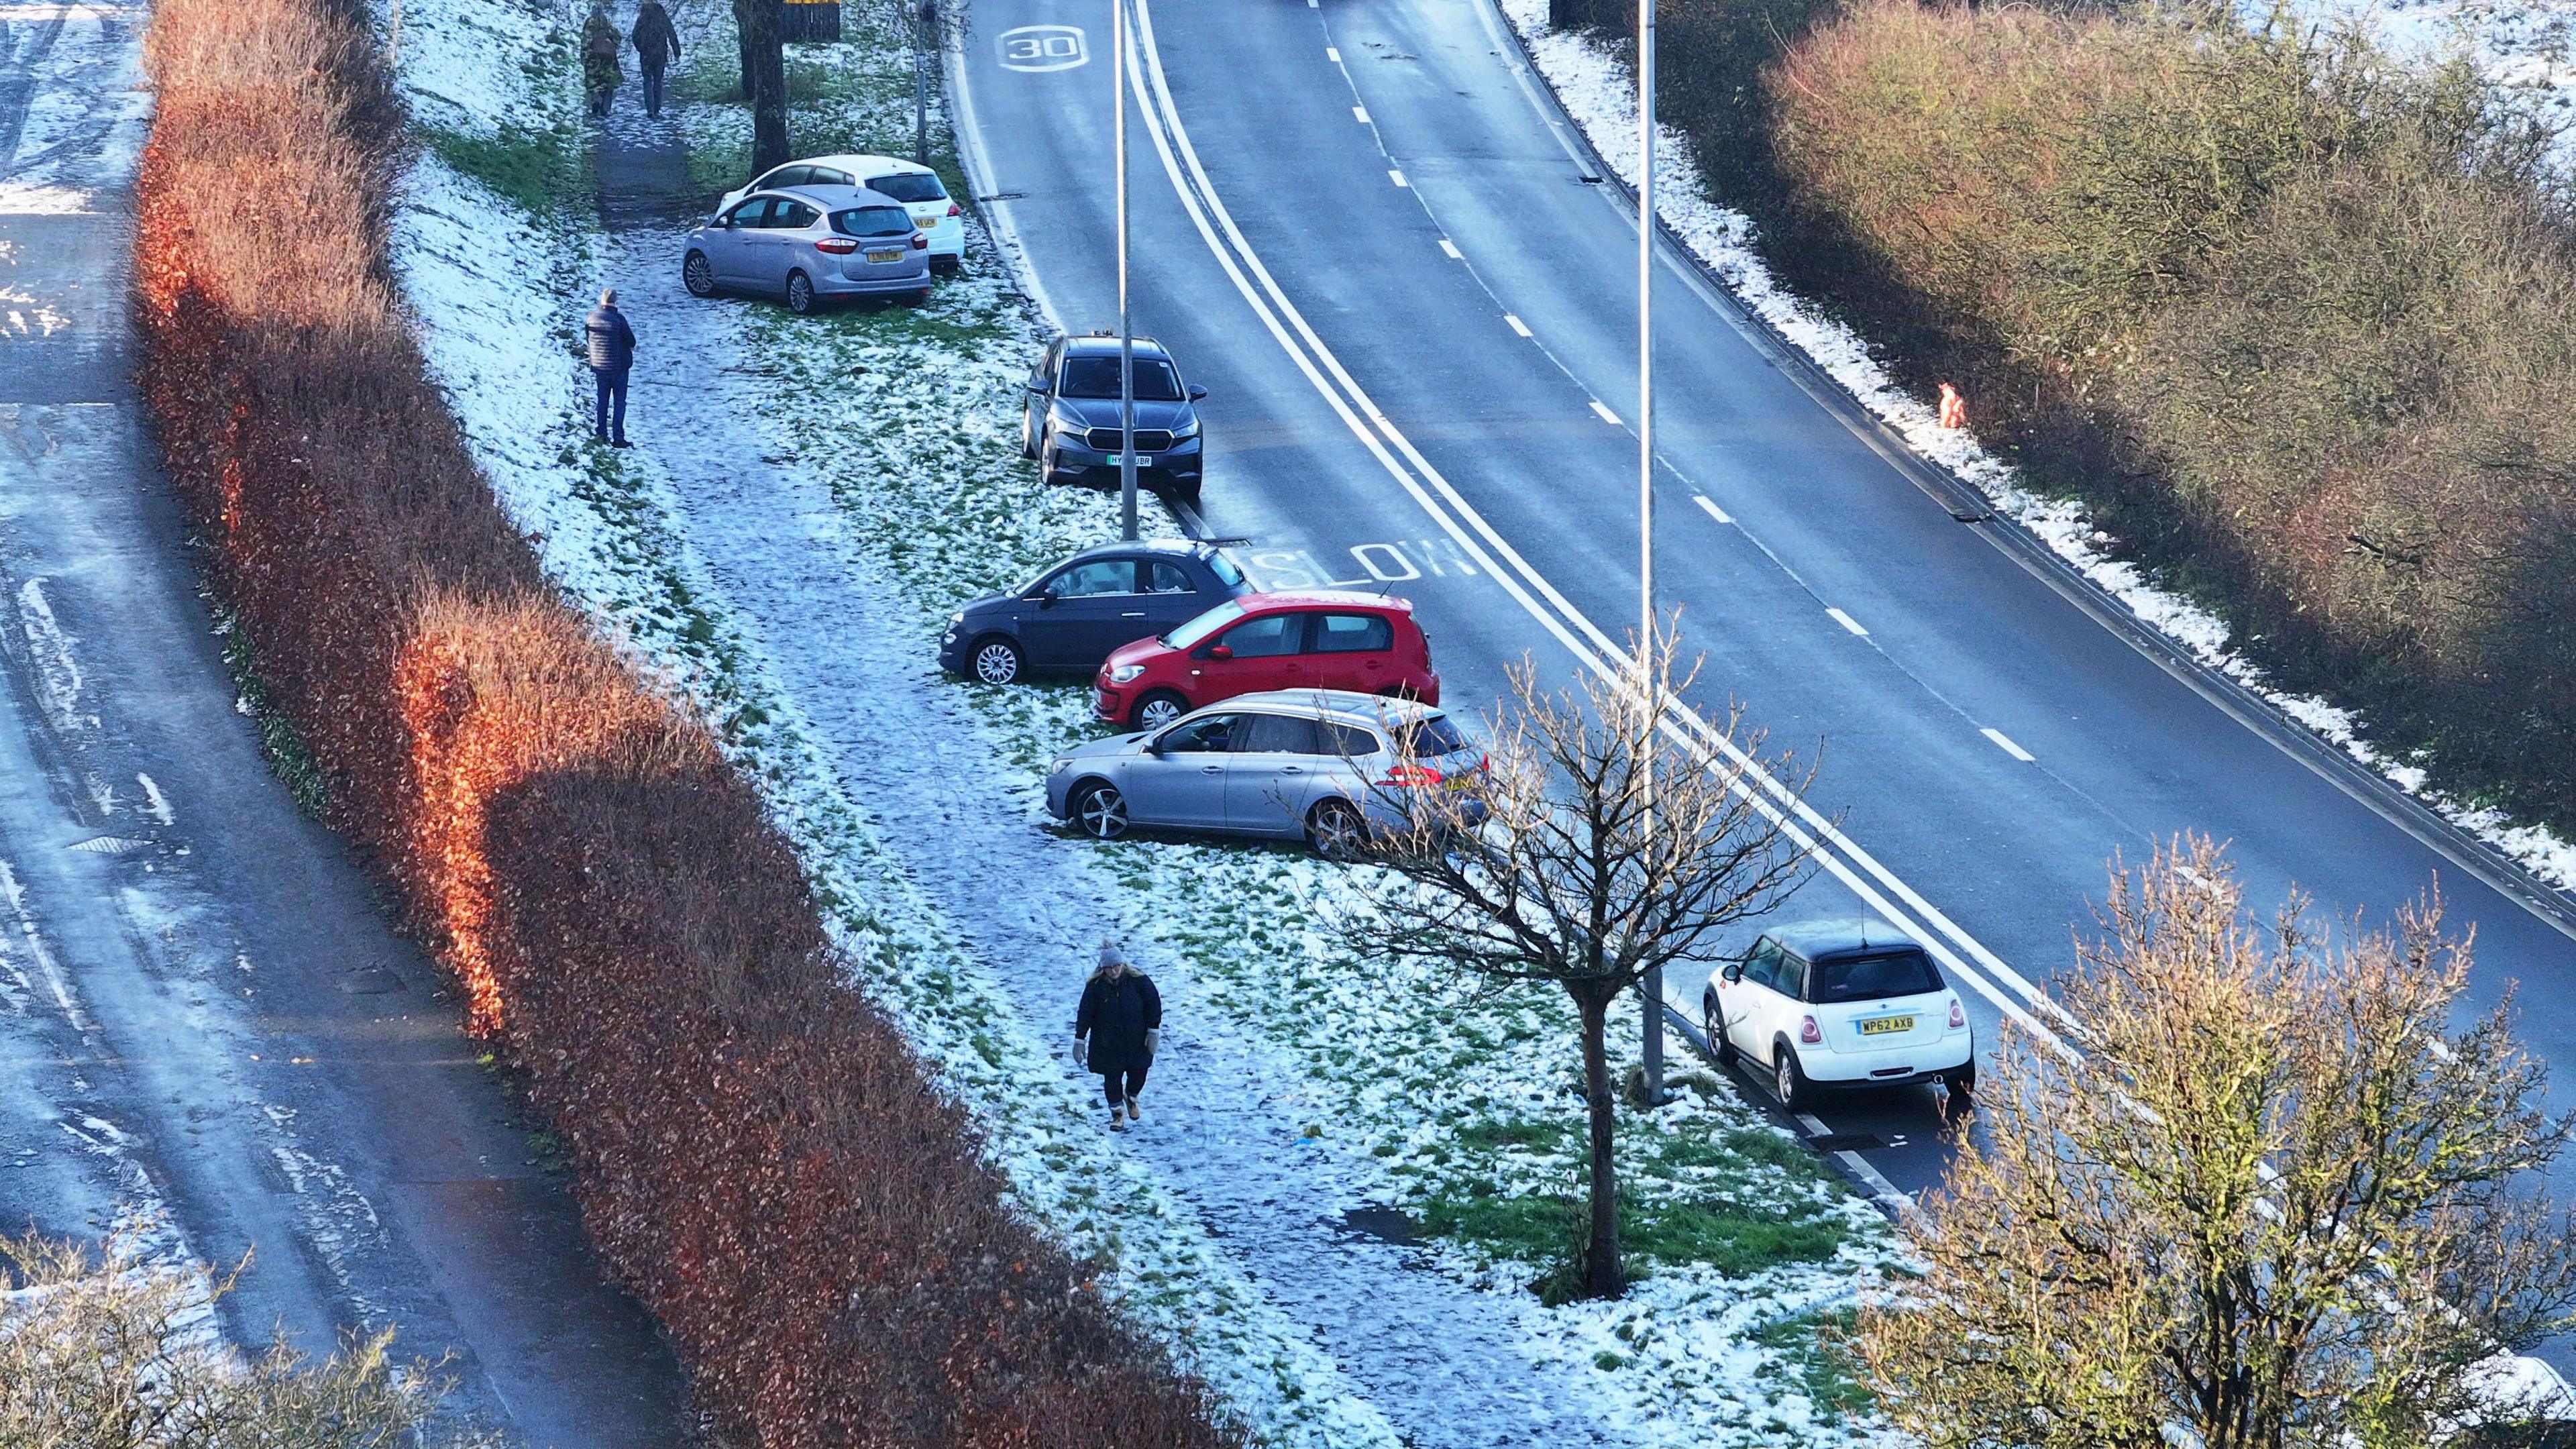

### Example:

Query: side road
xmin=0 ymin=5 xmax=688 ymax=1442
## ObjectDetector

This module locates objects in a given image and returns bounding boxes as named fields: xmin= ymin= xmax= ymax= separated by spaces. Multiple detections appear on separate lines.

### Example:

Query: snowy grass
xmin=1493 ymin=0 xmax=2576 ymax=898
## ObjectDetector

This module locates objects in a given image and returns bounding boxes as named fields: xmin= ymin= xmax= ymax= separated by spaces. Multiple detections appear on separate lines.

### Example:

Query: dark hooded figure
xmin=1074 ymin=938 xmax=1161 ymax=1130
xmin=629 ymin=1 xmax=681 ymax=119
xmin=582 ymin=5 xmax=623 ymax=118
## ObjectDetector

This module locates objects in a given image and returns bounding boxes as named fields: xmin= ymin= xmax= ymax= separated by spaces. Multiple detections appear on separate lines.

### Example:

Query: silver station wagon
xmin=1044 ymin=690 xmax=1487 ymax=855
xmin=682 ymin=186 xmax=932 ymax=314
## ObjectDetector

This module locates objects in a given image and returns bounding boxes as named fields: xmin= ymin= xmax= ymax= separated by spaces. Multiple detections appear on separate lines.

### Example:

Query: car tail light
xmin=912 ymin=233 xmax=929 ymax=250
xmin=947 ymin=201 xmax=961 ymax=217
xmin=1379 ymin=763 xmax=1444 ymax=788
xmin=815 ymin=237 xmax=859 ymax=254
xmin=1948 ymin=999 xmax=1966 ymax=1030
xmin=1799 ymin=1015 xmax=1823 ymax=1045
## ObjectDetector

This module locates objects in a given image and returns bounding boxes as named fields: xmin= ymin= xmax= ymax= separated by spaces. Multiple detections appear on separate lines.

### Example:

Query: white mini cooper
xmin=1703 ymin=918 xmax=1974 ymax=1111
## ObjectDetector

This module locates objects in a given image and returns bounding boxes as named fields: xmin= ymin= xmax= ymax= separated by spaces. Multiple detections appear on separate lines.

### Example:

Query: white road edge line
xmin=1438 ymin=238 xmax=1462 ymax=260
xmin=1692 ymin=494 xmax=1731 ymax=525
xmin=1503 ymin=313 xmax=1531 ymax=337
xmin=1827 ymin=607 xmax=1868 ymax=637
xmin=1116 ymin=0 xmax=2066 ymax=1053
xmin=1589 ymin=399 xmax=1621 ymax=425
xmin=1983 ymin=727 xmax=2036 ymax=763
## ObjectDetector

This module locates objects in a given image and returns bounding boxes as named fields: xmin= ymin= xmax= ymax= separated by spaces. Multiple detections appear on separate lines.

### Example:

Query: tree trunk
xmin=735 ymin=0 xmax=790 ymax=169
xmin=1575 ymin=989 xmax=1623 ymax=1299
xmin=735 ymin=5 xmax=756 ymax=101
xmin=912 ymin=46 xmax=928 ymax=164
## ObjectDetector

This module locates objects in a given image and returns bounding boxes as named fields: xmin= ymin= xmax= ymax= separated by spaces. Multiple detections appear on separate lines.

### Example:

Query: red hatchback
xmin=1093 ymin=591 xmax=1440 ymax=731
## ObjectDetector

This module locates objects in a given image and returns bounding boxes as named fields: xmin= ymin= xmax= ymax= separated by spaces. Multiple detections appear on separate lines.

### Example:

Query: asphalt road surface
xmin=951 ymin=0 xmax=2576 ymax=1218
xmin=0 ymin=5 xmax=687 ymax=1440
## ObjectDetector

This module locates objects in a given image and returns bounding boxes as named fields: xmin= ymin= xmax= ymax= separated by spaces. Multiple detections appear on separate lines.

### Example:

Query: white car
xmin=1702 ymin=918 xmax=1974 ymax=1110
xmin=718 ymin=154 xmax=964 ymax=273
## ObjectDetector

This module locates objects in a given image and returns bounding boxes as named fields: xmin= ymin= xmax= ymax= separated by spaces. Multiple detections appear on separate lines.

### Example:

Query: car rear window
xmin=1322 ymin=721 xmax=1385 ymax=757
xmin=832 ymin=205 xmax=912 ymax=237
xmin=1061 ymin=356 xmax=1185 ymax=400
xmin=866 ymin=172 xmax=946 ymax=203
xmin=1311 ymin=612 xmax=1393 ymax=653
xmin=1394 ymin=715 xmax=1470 ymax=757
xmin=1164 ymin=599 xmax=1244 ymax=649
xmin=1805 ymin=950 xmax=1942 ymax=1004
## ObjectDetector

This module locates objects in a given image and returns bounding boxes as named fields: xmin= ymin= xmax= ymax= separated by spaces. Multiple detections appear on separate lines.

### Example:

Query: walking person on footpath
xmin=1073 ymin=939 xmax=1161 ymax=1131
xmin=582 ymin=4 xmax=623 ymax=119
xmin=586 ymin=287 xmax=637 ymax=447
xmin=629 ymin=0 xmax=681 ymax=120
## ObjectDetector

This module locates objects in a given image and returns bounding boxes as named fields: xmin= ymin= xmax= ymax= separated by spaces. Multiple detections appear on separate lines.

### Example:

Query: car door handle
xmin=1120 ymin=610 xmax=1146 ymax=617
xmin=1200 ymin=765 xmax=1223 ymax=775
xmin=1280 ymin=765 xmax=1303 ymax=774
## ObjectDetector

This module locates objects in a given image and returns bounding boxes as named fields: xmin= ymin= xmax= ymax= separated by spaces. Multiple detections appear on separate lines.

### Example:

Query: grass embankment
xmin=1557 ymin=0 xmax=2576 ymax=835
xmin=129 ymin=0 xmax=1240 ymax=1443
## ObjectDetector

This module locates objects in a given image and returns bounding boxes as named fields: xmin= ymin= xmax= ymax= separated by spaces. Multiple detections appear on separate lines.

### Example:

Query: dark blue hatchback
xmin=938 ymin=539 xmax=1252 ymax=684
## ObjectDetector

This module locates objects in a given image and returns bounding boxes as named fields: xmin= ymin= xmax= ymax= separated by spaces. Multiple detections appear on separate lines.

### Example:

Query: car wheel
xmin=1705 ymin=995 xmax=1735 ymax=1067
xmin=969 ymin=636 xmax=1024 ymax=685
xmin=1072 ymin=781 xmax=1129 ymax=841
xmin=1945 ymin=1061 xmax=1977 ymax=1112
xmin=786 ymin=270 xmax=817 ymax=315
xmin=1774 ymin=1044 xmax=1809 ymax=1112
xmin=1306 ymin=798 xmax=1367 ymax=859
xmin=1131 ymin=690 xmax=1189 ymax=731
xmin=683 ymin=250 xmax=716 ymax=297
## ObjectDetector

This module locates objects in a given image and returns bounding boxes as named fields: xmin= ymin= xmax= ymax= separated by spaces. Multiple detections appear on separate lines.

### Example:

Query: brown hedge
xmin=129 ymin=0 xmax=1238 ymax=1442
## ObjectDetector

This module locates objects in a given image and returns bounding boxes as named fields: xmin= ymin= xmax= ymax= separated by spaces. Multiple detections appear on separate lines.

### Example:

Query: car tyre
xmin=1131 ymin=690 xmax=1189 ymax=731
xmin=970 ymin=636 xmax=1024 ymax=686
xmin=786 ymin=270 xmax=819 ymax=315
xmin=1306 ymin=798 xmax=1368 ymax=859
xmin=1705 ymin=995 xmax=1735 ymax=1067
xmin=683 ymin=250 xmax=716 ymax=298
xmin=1773 ymin=1044 xmax=1810 ymax=1112
xmin=1072 ymin=781 xmax=1129 ymax=841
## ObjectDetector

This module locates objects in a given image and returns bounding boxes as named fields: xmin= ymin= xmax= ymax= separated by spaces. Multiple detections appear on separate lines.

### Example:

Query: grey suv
xmin=1020 ymin=333 xmax=1208 ymax=504
xmin=1044 ymin=690 xmax=1486 ymax=854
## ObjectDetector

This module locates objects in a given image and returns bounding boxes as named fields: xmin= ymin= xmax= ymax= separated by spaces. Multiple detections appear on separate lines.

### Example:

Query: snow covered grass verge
xmin=1493 ymin=0 xmax=2576 ymax=898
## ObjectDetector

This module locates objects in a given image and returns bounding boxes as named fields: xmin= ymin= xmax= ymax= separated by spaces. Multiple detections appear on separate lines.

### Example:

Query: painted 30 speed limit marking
xmin=997 ymin=24 xmax=1087 ymax=71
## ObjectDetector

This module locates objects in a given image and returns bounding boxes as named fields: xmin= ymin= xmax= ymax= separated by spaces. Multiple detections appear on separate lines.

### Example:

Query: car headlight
xmin=1171 ymin=417 xmax=1201 ymax=439
xmin=1051 ymin=757 xmax=1073 ymax=774
xmin=1048 ymin=405 xmax=1090 ymax=436
xmin=949 ymin=610 xmax=965 ymax=625
xmin=1108 ymin=663 xmax=1146 ymax=685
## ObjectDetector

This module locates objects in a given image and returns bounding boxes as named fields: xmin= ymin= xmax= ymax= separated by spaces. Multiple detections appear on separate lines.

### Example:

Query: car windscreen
xmin=831 ymin=205 xmax=912 ymax=237
xmin=1395 ymin=715 xmax=1471 ymax=757
xmin=1163 ymin=599 xmax=1244 ymax=650
xmin=1205 ymin=551 xmax=1246 ymax=590
xmin=1805 ymin=950 xmax=1943 ymax=1004
xmin=1059 ymin=356 xmax=1185 ymax=401
xmin=866 ymin=172 xmax=946 ymax=203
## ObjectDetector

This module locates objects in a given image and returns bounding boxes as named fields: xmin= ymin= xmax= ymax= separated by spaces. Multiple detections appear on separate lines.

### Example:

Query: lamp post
xmin=1114 ymin=0 xmax=1138 ymax=540
xmin=1637 ymin=0 xmax=1666 ymax=1106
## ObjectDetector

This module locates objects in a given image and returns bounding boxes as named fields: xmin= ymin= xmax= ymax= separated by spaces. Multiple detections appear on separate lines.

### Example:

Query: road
xmin=0 ymin=5 xmax=688 ymax=1440
xmin=949 ymin=0 xmax=2576 ymax=1210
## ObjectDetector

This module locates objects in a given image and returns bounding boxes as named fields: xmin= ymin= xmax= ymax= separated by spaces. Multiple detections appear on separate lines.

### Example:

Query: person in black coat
xmin=1074 ymin=939 xmax=1161 ymax=1130
xmin=629 ymin=1 xmax=681 ymax=120
xmin=584 ymin=288 xmax=637 ymax=446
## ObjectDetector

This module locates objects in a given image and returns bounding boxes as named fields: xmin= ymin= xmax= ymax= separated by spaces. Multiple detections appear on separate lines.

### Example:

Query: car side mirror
xmin=1204 ymin=643 xmax=1232 ymax=661
xmin=1187 ymin=384 xmax=1208 ymax=401
xmin=1720 ymin=963 xmax=1742 ymax=985
xmin=1035 ymin=588 xmax=1059 ymax=609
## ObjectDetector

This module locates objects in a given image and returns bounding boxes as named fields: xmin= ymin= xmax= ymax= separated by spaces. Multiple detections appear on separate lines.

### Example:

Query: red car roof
xmin=1236 ymin=590 xmax=1414 ymax=612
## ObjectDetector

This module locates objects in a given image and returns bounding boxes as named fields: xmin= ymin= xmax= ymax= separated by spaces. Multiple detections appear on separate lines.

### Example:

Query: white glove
xmin=1145 ymin=1028 xmax=1161 ymax=1059
xmin=1072 ymin=1037 xmax=1089 ymax=1070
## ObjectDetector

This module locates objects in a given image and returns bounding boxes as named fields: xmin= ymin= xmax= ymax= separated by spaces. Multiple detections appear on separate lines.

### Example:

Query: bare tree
xmin=1855 ymin=836 xmax=2576 ymax=1449
xmin=0 ymin=1229 xmax=494 ymax=1447
xmin=1343 ymin=616 xmax=1819 ymax=1299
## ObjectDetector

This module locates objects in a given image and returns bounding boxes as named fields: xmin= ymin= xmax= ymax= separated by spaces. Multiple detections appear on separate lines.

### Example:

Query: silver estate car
xmin=1044 ymin=690 xmax=1487 ymax=854
xmin=682 ymin=186 xmax=931 ymax=314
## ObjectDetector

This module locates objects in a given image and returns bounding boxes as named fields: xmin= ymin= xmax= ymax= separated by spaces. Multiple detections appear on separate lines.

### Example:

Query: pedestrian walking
xmin=1073 ymin=939 xmax=1161 ymax=1131
xmin=629 ymin=0 xmax=681 ymax=120
xmin=585 ymin=287 xmax=637 ymax=447
xmin=582 ymin=4 xmax=623 ymax=119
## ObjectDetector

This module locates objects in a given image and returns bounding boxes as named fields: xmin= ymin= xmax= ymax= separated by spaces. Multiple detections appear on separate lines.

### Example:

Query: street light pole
xmin=1637 ymin=0 xmax=1666 ymax=1107
xmin=1114 ymin=0 xmax=1138 ymax=541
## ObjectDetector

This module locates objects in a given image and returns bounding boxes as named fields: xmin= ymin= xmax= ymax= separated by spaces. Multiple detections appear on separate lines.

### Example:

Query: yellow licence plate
xmin=1858 ymin=1016 xmax=1914 ymax=1036
xmin=866 ymin=249 xmax=902 ymax=263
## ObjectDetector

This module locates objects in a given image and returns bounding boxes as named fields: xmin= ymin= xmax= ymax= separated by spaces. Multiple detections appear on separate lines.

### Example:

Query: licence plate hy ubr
xmin=1858 ymin=1015 xmax=1914 ymax=1036
xmin=866 ymin=249 xmax=902 ymax=263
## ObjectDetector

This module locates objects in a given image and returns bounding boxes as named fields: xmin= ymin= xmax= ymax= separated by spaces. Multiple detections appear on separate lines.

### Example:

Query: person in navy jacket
xmin=584 ymin=288 xmax=637 ymax=447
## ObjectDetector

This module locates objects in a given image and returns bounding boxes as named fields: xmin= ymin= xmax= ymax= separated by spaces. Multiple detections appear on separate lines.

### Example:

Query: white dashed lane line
xmin=1693 ymin=494 xmax=1731 ymax=525
xmin=1982 ymin=727 xmax=2036 ymax=762
xmin=1826 ymin=607 xmax=1868 ymax=637
xmin=1353 ymin=105 xmax=1370 ymax=123
xmin=1439 ymin=238 xmax=1462 ymax=260
xmin=1326 ymin=44 xmax=1340 ymax=59
xmin=1388 ymin=168 xmax=1408 ymax=187
xmin=1503 ymin=313 xmax=1532 ymax=337
xmin=1589 ymin=399 xmax=1621 ymax=425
